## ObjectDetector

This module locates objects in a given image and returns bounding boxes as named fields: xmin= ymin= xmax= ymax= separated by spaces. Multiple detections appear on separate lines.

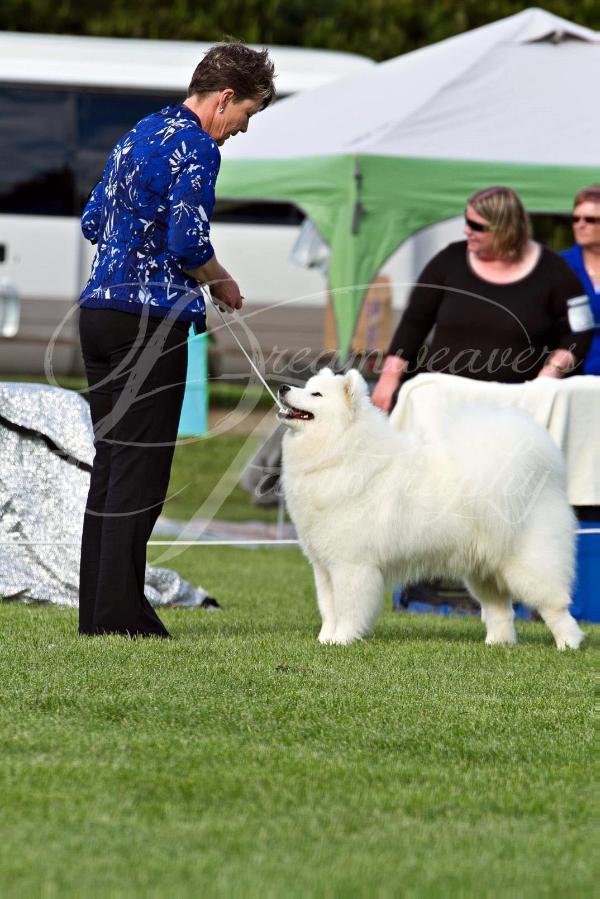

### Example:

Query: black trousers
xmin=78 ymin=307 xmax=190 ymax=637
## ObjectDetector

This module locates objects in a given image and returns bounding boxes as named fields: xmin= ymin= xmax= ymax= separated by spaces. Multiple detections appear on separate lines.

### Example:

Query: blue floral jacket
xmin=80 ymin=104 xmax=220 ymax=328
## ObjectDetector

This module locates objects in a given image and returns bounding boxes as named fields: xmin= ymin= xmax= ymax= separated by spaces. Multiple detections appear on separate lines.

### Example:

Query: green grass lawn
xmin=164 ymin=432 xmax=278 ymax=523
xmin=0 ymin=545 xmax=596 ymax=898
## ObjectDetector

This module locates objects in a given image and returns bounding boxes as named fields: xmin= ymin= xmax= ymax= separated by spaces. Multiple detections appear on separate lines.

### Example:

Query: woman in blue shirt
xmin=78 ymin=43 xmax=275 ymax=638
xmin=561 ymin=184 xmax=600 ymax=375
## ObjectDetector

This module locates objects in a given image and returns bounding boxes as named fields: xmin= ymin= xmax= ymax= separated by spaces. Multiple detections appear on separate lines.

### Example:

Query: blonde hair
xmin=467 ymin=186 xmax=531 ymax=261
xmin=573 ymin=184 xmax=600 ymax=208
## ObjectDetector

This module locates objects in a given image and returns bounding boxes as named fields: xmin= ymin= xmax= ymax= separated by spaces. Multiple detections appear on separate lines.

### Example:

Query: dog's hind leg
xmin=329 ymin=564 xmax=384 ymax=645
xmin=537 ymin=606 xmax=584 ymax=650
xmin=499 ymin=518 xmax=583 ymax=649
xmin=313 ymin=564 xmax=337 ymax=644
xmin=464 ymin=576 xmax=517 ymax=646
xmin=501 ymin=562 xmax=583 ymax=650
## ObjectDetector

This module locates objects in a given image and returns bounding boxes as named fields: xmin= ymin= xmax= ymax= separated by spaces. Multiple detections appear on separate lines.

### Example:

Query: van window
xmin=212 ymin=199 xmax=304 ymax=226
xmin=0 ymin=85 xmax=180 ymax=216
xmin=0 ymin=86 xmax=76 ymax=216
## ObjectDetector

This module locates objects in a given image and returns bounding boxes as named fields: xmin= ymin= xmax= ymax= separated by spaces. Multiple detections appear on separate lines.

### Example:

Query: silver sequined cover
xmin=0 ymin=382 xmax=210 ymax=608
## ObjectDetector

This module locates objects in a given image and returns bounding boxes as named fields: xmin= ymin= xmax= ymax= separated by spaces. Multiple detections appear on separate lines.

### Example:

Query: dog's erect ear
xmin=343 ymin=369 xmax=368 ymax=412
xmin=318 ymin=367 xmax=335 ymax=379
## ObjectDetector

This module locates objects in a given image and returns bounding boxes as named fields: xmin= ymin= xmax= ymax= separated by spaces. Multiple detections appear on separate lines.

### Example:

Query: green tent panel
xmin=220 ymin=155 xmax=598 ymax=358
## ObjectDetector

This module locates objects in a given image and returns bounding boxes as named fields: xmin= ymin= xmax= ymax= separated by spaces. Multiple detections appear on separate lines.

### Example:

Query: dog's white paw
xmin=555 ymin=629 xmax=584 ymax=651
xmin=317 ymin=628 xmax=334 ymax=643
xmin=318 ymin=623 xmax=336 ymax=644
xmin=541 ymin=610 xmax=584 ymax=651
xmin=485 ymin=630 xmax=517 ymax=646
xmin=330 ymin=628 xmax=362 ymax=646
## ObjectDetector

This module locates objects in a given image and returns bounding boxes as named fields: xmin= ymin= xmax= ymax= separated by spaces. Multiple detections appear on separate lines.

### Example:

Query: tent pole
xmin=351 ymin=160 xmax=364 ymax=235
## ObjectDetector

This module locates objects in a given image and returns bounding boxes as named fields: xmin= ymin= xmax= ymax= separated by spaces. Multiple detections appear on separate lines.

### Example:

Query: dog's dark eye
xmin=311 ymin=392 xmax=322 ymax=397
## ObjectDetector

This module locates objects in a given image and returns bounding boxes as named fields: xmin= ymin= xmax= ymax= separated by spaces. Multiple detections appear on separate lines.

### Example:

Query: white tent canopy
xmin=218 ymin=8 xmax=600 ymax=355
xmin=222 ymin=8 xmax=599 ymax=165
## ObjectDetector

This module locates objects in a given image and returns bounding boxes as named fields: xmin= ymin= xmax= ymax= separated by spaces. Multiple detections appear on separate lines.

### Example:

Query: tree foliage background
xmin=0 ymin=0 xmax=598 ymax=60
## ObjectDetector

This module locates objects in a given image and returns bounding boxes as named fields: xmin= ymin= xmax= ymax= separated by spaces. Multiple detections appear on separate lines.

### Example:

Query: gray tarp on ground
xmin=0 ymin=382 xmax=212 ymax=607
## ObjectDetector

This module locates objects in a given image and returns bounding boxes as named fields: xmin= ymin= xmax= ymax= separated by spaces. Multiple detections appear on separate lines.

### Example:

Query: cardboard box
xmin=323 ymin=274 xmax=392 ymax=355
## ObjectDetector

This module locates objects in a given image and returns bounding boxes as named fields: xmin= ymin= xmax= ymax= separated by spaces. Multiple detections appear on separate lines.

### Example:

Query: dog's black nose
xmin=279 ymin=385 xmax=291 ymax=395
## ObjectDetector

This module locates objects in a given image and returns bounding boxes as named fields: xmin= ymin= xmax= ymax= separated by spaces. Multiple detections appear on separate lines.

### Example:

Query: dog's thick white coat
xmin=279 ymin=369 xmax=583 ymax=649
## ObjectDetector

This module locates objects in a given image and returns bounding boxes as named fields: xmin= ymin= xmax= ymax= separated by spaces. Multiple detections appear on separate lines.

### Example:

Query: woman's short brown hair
xmin=467 ymin=186 xmax=532 ymax=261
xmin=573 ymin=184 xmax=600 ymax=207
xmin=188 ymin=41 xmax=276 ymax=109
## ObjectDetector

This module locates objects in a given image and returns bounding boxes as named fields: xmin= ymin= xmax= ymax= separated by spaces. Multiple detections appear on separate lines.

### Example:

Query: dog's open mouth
xmin=278 ymin=399 xmax=314 ymax=421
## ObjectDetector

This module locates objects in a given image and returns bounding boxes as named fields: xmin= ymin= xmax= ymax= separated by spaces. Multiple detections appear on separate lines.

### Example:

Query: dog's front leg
xmin=313 ymin=563 xmax=336 ymax=643
xmin=329 ymin=565 xmax=384 ymax=645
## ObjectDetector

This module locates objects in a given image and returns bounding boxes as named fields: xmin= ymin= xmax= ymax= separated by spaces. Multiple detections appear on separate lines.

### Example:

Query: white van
xmin=0 ymin=31 xmax=375 ymax=376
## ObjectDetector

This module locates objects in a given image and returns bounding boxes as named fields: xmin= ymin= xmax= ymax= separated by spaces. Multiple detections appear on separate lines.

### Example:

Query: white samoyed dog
xmin=278 ymin=368 xmax=584 ymax=650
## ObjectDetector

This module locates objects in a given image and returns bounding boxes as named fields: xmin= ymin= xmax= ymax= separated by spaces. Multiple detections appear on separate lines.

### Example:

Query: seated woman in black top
xmin=373 ymin=186 xmax=593 ymax=412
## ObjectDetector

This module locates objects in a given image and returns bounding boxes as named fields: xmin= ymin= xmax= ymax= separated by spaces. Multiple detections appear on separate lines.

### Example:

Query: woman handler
xmin=78 ymin=43 xmax=275 ymax=637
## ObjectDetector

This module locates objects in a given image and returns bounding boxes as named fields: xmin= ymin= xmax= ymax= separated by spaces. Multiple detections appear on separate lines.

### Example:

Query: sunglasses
xmin=464 ymin=214 xmax=495 ymax=233
xmin=572 ymin=215 xmax=600 ymax=225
